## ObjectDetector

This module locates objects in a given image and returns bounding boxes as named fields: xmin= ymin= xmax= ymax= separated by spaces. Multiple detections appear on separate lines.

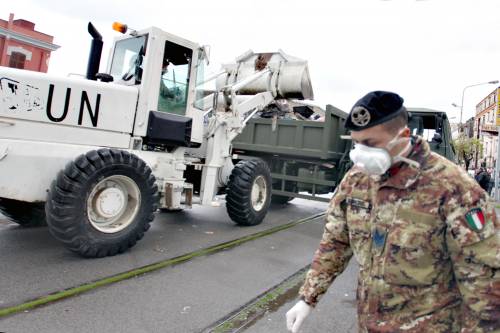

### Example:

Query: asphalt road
xmin=0 ymin=198 xmax=324 ymax=307
xmin=0 ymin=199 xmax=359 ymax=333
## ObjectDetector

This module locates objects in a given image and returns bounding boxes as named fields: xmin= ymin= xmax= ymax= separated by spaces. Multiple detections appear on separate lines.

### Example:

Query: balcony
xmin=481 ymin=124 xmax=498 ymax=133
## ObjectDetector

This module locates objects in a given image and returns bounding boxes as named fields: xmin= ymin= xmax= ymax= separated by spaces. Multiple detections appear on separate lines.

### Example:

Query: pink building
xmin=0 ymin=13 xmax=59 ymax=73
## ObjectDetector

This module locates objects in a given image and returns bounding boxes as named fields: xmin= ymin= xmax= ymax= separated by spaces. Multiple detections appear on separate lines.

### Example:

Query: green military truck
xmin=232 ymin=105 xmax=454 ymax=204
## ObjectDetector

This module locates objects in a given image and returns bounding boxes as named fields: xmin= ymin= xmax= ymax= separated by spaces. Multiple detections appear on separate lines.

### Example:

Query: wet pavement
xmin=0 ymin=199 xmax=359 ymax=333
xmin=245 ymin=261 xmax=358 ymax=333
xmin=0 ymin=199 xmax=325 ymax=308
xmin=1 ymin=203 xmax=498 ymax=332
xmin=0 ymin=200 xmax=359 ymax=333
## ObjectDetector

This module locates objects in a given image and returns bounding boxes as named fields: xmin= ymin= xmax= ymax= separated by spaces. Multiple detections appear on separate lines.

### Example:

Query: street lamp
xmin=451 ymin=103 xmax=461 ymax=123
xmin=460 ymin=80 xmax=499 ymax=124
xmin=451 ymin=103 xmax=465 ymax=135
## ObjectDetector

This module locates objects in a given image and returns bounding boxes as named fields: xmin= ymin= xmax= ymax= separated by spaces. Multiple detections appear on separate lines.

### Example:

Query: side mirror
xmin=432 ymin=132 xmax=443 ymax=144
xmin=201 ymin=45 xmax=210 ymax=65
xmin=134 ymin=47 xmax=144 ymax=83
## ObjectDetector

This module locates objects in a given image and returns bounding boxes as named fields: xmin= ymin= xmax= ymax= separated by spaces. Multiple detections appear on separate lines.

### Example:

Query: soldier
xmin=286 ymin=91 xmax=500 ymax=333
xmin=475 ymin=162 xmax=491 ymax=193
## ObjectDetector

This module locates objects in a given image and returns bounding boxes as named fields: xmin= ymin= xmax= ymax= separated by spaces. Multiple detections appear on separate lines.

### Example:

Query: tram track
xmin=0 ymin=212 xmax=325 ymax=319
xmin=201 ymin=266 xmax=309 ymax=333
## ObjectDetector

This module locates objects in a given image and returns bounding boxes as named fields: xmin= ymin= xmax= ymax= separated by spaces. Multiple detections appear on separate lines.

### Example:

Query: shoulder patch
xmin=345 ymin=197 xmax=372 ymax=210
xmin=464 ymin=208 xmax=486 ymax=232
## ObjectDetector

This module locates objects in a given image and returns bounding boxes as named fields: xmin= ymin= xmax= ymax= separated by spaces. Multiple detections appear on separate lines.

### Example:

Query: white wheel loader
xmin=0 ymin=22 xmax=314 ymax=257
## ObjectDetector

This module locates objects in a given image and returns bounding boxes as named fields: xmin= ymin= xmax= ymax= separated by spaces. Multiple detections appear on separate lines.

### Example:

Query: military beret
xmin=345 ymin=91 xmax=406 ymax=131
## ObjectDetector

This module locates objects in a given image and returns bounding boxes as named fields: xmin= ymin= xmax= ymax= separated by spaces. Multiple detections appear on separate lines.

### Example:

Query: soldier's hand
xmin=286 ymin=300 xmax=312 ymax=333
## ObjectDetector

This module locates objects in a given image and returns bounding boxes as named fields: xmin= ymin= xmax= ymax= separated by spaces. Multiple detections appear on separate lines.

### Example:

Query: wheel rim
xmin=87 ymin=175 xmax=141 ymax=233
xmin=251 ymin=175 xmax=267 ymax=212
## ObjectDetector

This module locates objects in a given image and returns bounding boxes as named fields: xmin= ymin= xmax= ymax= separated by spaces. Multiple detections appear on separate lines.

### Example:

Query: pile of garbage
xmin=253 ymin=99 xmax=325 ymax=121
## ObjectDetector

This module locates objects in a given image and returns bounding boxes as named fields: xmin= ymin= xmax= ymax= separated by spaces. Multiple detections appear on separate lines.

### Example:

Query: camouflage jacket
xmin=299 ymin=137 xmax=500 ymax=332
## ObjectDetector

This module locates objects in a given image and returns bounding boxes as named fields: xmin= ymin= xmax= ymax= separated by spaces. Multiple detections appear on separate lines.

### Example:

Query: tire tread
xmin=45 ymin=149 xmax=159 ymax=258
xmin=226 ymin=159 xmax=271 ymax=226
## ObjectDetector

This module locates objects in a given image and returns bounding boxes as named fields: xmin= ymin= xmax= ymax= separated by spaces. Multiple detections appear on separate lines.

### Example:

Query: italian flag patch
xmin=465 ymin=208 xmax=485 ymax=232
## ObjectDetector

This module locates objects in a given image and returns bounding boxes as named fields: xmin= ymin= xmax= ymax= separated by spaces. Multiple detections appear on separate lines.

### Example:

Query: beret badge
xmin=351 ymin=106 xmax=371 ymax=127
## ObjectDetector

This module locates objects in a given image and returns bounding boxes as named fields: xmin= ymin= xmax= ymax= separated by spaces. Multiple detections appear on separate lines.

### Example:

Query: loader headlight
xmin=112 ymin=22 xmax=128 ymax=34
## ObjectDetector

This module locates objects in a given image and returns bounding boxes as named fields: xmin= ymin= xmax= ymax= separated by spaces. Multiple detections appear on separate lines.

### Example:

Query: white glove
xmin=286 ymin=300 xmax=312 ymax=333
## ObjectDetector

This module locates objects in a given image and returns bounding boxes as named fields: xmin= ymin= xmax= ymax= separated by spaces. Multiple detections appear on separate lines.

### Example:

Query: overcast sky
xmin=2 ymin=0 xmax=500 ymax=121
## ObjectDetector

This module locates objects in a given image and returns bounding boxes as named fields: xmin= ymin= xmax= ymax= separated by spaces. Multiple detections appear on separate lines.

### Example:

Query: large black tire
xmin=226 ymin=159 xmax=272 ymax=226
xmin=0 ymin=198 xmax=47 ymax=227
xmin=46 ymin=149 xmax=159 ymax=258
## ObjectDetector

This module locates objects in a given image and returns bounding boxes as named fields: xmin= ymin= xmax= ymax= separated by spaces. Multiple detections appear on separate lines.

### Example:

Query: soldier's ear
xmin=401 ymin=127 xmax=411 ymax=137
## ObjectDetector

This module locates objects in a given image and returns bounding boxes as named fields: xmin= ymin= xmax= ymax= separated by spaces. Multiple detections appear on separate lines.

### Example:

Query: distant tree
xmin=452 ymin=134 xmax=483 ymax=170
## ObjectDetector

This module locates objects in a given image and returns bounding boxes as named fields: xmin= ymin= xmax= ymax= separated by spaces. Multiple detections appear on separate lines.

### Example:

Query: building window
xmin=8 ymin=52 xmax=26 ymax=69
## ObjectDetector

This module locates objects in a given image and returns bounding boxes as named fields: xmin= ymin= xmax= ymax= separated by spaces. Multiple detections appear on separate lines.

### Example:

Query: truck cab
xmin=407 ymin=107 xmax=455 ymax=161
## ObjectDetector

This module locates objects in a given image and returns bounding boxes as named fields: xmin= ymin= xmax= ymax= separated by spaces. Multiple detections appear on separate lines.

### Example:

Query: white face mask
xmin=349 ymin=128 xmax=419 ymax=176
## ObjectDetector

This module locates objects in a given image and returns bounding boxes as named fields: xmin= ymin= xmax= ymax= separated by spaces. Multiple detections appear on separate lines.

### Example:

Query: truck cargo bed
xmin=233 ymin=105 xmax=349 ymax=161
xmin=233 ymin=105 xmax=351 ymax=203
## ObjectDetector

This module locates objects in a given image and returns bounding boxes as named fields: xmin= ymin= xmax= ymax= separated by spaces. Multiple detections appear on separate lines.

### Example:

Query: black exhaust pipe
xmin=86 ymin=22 xmax=103 ymax=80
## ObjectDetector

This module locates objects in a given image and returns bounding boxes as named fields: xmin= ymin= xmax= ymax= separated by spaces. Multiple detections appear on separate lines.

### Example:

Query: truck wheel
xmin=226 ymin=159 xmax=271 ymax=226
xmin=271 ymin=195 xmax=294 ymax=205
xmin=0 ymin=198 xmax=46 ymax=227
xmin=46 ymin=149 xmax=159 ymax=258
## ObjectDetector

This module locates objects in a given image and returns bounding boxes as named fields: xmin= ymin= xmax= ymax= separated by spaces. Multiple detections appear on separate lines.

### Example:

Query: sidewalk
xmin=245 ymin=261 xmax=358 ymax=333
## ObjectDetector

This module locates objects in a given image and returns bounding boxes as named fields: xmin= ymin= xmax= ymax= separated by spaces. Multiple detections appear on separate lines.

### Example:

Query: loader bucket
xmin=216 ymin=50 xmax=314 ymax=100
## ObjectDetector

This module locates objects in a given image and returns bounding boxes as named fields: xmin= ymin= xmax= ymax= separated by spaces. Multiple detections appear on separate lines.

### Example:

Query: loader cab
xmin=106 ymin=25 xmax=208 ymax=147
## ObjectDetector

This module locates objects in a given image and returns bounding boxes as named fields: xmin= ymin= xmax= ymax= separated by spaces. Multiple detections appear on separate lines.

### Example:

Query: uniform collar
xmin=378 ymin=136 xmax=430 ymax=189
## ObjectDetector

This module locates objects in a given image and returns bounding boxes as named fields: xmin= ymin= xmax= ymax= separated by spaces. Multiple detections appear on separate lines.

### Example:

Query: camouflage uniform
xmin=299 ymin=137 xmax=500 ymax=332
